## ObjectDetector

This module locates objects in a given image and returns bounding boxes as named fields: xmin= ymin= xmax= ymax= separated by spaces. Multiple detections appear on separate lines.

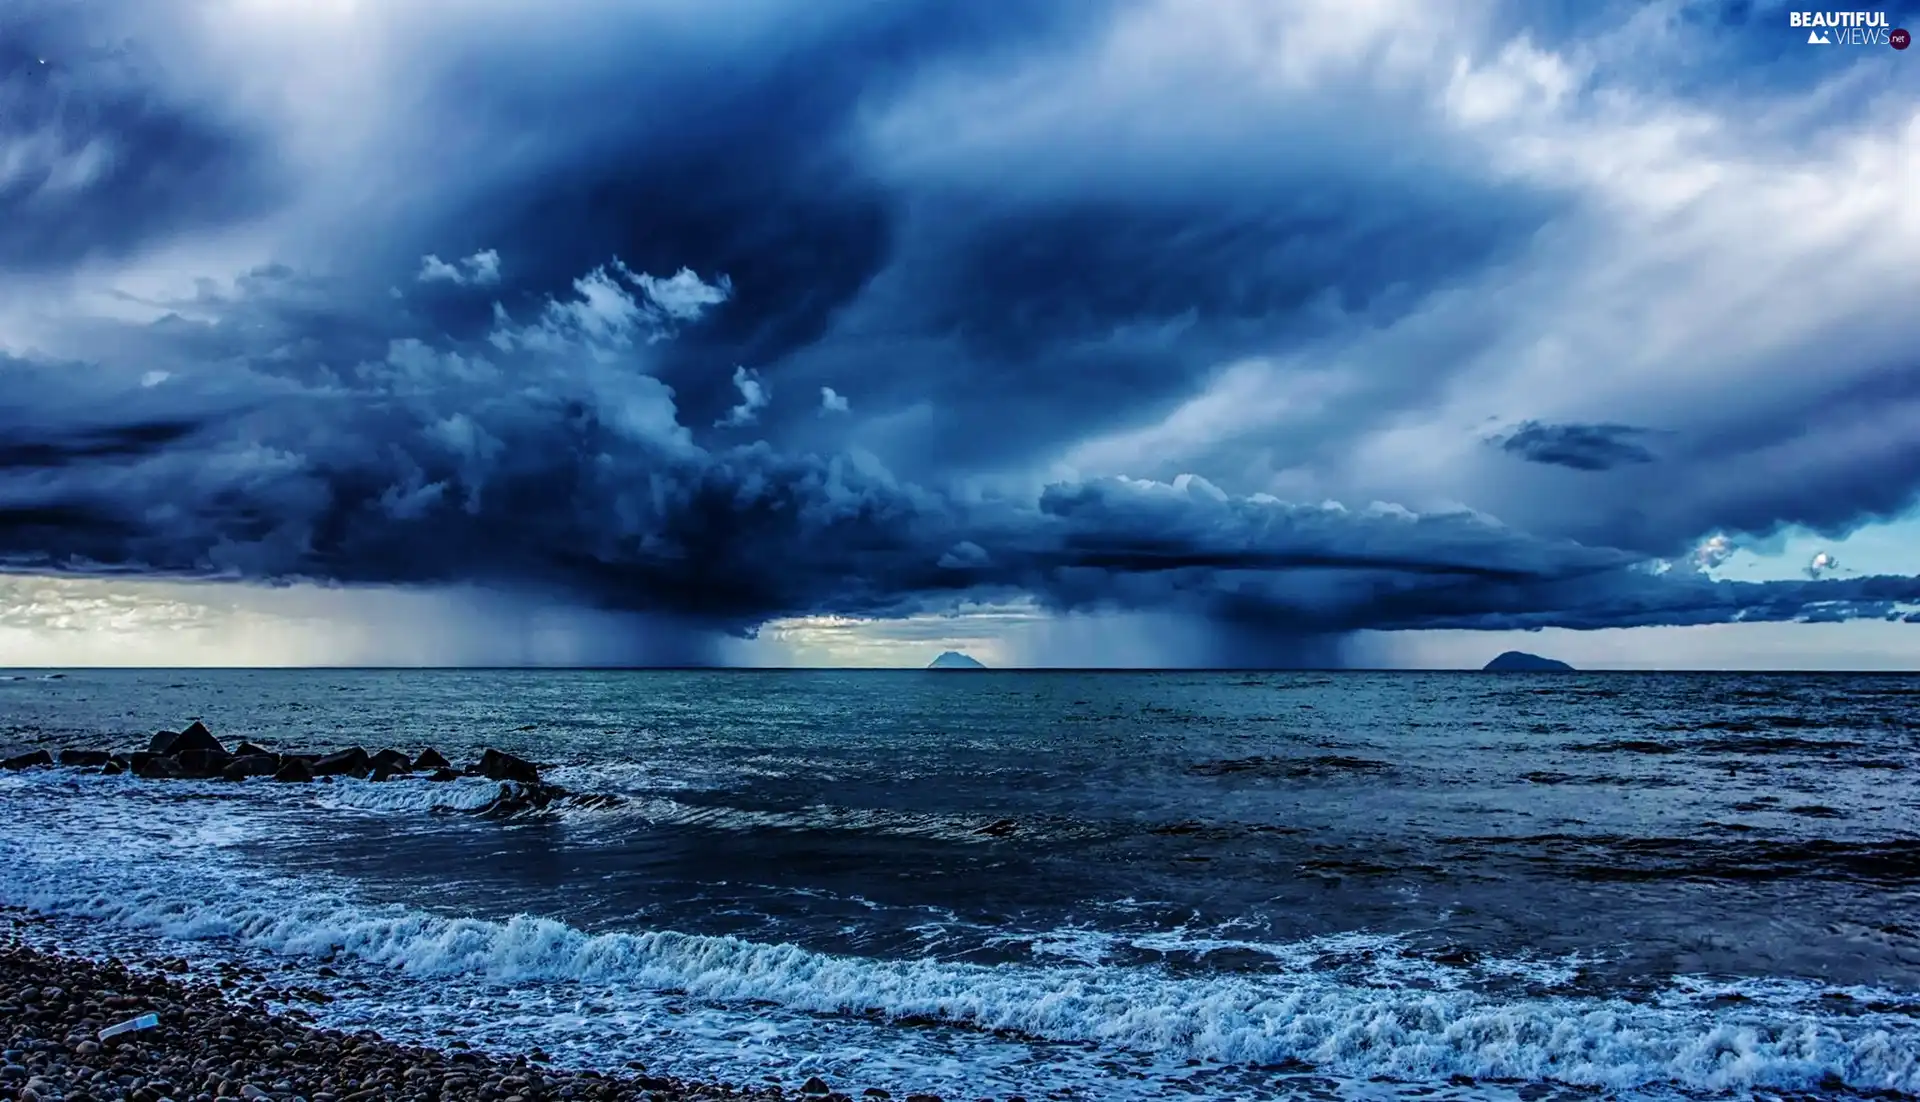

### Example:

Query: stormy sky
xmin=2 ymin=0 xmax=1917 ymax=668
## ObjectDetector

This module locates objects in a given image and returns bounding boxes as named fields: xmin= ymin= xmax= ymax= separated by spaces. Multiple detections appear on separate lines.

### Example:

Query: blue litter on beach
xmin=98 ymin=1012 xmax=159 ymax=1041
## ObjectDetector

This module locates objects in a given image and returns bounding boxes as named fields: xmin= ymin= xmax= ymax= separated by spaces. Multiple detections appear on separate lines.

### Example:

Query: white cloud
xmin=417 ymin=248 xmax=501 ymax=286
xmin=633 ymin=267 xmax=733 ymax=321
xmin=716 ymin=366 xmax=770 ymax=428
xmin=487 ymin=260 xmax=730 ymax=356
xmin=820 ymin=385 xmax=851 ymax=414
xmin=1694 ymin=533 xmax=1736 ymax=571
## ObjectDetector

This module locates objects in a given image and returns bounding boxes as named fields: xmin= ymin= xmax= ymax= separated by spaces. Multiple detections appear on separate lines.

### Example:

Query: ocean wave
xmin=598 ymin=794 xmax=1077 ymax=844
xmin=1 ymin=847 xmax=1915 ymax=1097
xmin=1437 ymin=833 xmax=1920 ymax=886
xmin=315 ymin=778 xmax=502 ymax=814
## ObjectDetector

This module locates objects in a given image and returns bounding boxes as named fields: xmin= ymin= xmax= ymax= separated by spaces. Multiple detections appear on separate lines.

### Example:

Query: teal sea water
xmin=2 ymin=669 xmax=1917 ymax=1100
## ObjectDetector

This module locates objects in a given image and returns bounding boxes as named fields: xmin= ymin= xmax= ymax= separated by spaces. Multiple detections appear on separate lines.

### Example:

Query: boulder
xmin=413 ymin=748 xmax=452 ymax=771
xmin=147 ymin=730 xmax=182 ymax=755
xmin=472 ymin=782 xmax=564 ymax=819
xmin=370 ymin=748 xmax=413 ymax=774
xmin=272 ymin=757 xmax=315 ymax=783
xmin=1 ymin=749 xmax=53 ymax=771
xmin=235 ymin=741 xmax=272 ymax=758
xmin=311 ymin=747 xmax=371 ymax=777
xmin=101 ymin=759 xmax=125 ymax=776
xmin=175 ymin=748 xmax=234 ymax=779
xmin=476 ymin=748 xmax=541 ymax=784
xmin=57 ymin=749 xmax=111 ymax=768
xmin=134 ymin=755 xmax=183 ymax=780
xmin=223 ymin=754 xmax=279 ymax=781
xmin=426 ymin=768 xmax=460 ymax=782
xmin=172 ymin=721 xmax=227 ymax=756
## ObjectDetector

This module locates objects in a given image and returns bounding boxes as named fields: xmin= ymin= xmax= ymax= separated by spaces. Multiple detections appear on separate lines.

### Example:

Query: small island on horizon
xmin=928 ymin=651 xmax=987 ymax=670
xmin=1483 ymin=650 xmax=1575 ymax=672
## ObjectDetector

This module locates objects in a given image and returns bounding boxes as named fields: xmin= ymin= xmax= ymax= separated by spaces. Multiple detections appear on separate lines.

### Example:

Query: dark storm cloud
xmin=2 ymin=281 xmax=1911 ymax=641
xmin=3 ymin=0 xmax=1916 ymax=656
xmin=1495 ymin=421 xmax=1660 ymax=471
xmin=332 ymin=0 xmax=1557 ymax=468
xmin=0 ymin=416 xmax=199 ymax=469
xmin=1646 ymin=361 xmax=1920 ymax=544
xmin=409 ymin=1 xmax=1120 ymax=433
xmin=820 ymin=188 xmax=1549 ymax=472
xmin=0 ymin=1 xmax=274 ymax=270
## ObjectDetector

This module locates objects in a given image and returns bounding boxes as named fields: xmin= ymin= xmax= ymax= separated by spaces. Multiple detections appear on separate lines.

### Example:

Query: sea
xmin=1 ymin=669 xmax=1917 ymax=1101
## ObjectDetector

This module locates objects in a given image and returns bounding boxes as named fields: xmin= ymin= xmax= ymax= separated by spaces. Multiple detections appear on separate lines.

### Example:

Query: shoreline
xmin=0 ymin=916 xmax=951 ymax=1102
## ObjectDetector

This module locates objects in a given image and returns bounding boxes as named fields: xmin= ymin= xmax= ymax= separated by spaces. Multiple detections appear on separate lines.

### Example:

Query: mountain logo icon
xmin=1807 ymin=29 xmax=1832 ymax=43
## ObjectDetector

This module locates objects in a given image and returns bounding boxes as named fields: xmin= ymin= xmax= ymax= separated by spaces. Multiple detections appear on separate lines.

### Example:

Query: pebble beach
xmin=0 ymin=918 xmax=952 ymax=1102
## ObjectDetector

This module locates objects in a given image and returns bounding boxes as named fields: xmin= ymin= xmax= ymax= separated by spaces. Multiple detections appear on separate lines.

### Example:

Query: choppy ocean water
xmin=1 ymin=668 xmax=1917 ymax=1100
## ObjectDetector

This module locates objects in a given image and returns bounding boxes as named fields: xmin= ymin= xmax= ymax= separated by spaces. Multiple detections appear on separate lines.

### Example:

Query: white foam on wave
xmin=542 ymin=760 xmax=703 ymax=792
xmin=316 ymin=778 xmax=502 ymax=814
xmin=996 ymin=923 xmax=1595 ymax=992
xmin=1 ymin=837 xmax=1915 ymax=1098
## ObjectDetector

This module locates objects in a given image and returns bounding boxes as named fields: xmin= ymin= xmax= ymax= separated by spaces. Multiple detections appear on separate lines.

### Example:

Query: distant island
xmin=1483 ymin=650 xmax=1574 ymax=672
xmin=928 ymin=651 xmax=987 ymax=670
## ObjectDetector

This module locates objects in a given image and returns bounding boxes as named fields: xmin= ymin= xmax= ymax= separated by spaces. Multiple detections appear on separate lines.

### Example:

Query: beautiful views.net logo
xmin=1788 ymin=10 xmax=1908 ymax=47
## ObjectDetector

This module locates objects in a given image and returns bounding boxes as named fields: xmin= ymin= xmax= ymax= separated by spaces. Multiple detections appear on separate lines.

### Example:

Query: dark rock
xmin=101 ymin=759 xmax=125 ymax=776
xmin=369 ymin=749 xmax=413 ymax=774
xmin=413 ymin=748 xmax=451 ymax=771
xmin=472 ymin=782 xmax=566 ymax=819
xmin=427 ymin=768 xmax=460 ymax=782
xmin=311 ymin=748 xmax=371 ymax=777
xmin=1483 ymin=650 xmax=1575 ymax=672
xmin=133 ymin=755 xmax=182 ymax=779
xmin=56 ymin=749 xmax=111 ymax=768
xmin=223 ymin=754 xmax=279 ymax=781
xmin=175 ymin=748 xmax=234 ymax=778
xmin=801 ymin=1077 xmax=832 ymax=1096
xmin=272 ymin=757 xmax=315 ymax=783
xmin=476 ymin=748 xmax=540 ymax=784
xmin=172 ymin=720 xmax=227 ymax=755
xmin=146 ymin=730 xmax=182 ymax=755
xmin=1 ymin=750 xmax=53 ymax=771
xmin=234 ymin=741 xmax=272 ymax=758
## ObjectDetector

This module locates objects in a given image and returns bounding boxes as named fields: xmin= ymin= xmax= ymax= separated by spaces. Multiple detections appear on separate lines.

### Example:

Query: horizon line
xmin=3 ymin=665 xmax=1917 ymax=674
